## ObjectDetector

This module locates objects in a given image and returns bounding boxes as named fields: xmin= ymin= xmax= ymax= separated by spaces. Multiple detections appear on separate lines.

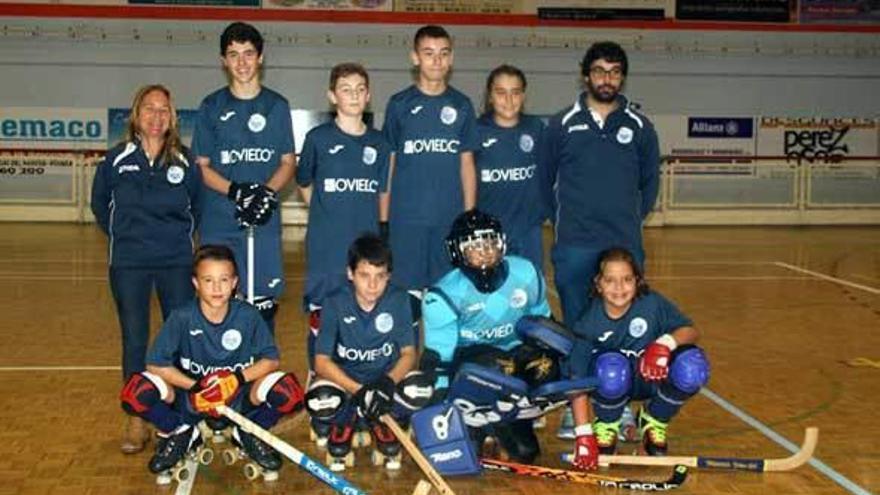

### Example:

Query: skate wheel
xmin=386 ymin=454 xmax=402 ymax=471
xmin=212 ymin=433 xmax=226 ymax=444
xmin=263 ymin=469 xmax=279 ymax=482
xmin=353 ymin=431 xmax=371 ymax=448
xmin=344 ymin=451 xmax=355 ymax=467
xmin=222 ymin=448 xmax=239 ymax=466
xmin=172 ymin=465 xmax=190 ymax=483
xmin=244 ymin=462 xmax=261 ymax=481
xmin=309 ymin=427 xmax=317 ymax=442
xmin=316 ymin=436 xmax=328 ymax=449
xmin=198 ymin=447 xmax=215 ymax=465
xmin=156 ymin=471 xmax=172 ymax=486
xmin=370 ymin=449 xmax=384 ymax=466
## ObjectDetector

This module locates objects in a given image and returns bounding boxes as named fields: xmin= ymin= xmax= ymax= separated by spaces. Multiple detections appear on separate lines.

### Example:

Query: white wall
xmin=1 ymin=18 xmax=879 ymax=118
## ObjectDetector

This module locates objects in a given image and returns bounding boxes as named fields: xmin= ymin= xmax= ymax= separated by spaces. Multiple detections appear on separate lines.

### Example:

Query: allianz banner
xmin=654 ymin=115 xmax=756 ymax=158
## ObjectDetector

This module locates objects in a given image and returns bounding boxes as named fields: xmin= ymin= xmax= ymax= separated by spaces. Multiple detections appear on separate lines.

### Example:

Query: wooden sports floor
xmin=1 ymin=223 xmax=878 ymax=495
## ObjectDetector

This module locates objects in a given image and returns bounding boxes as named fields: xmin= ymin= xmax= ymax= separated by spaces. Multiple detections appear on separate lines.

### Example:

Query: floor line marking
xmin=701 ymin=388 xmax=872 ymax=495
xmin=774 ymin=262 xmax=880 ymax=295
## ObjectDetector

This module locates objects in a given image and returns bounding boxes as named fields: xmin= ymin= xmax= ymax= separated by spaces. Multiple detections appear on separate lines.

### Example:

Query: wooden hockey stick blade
xmin=217 ymin=406 xmax=367 ymax=495
xmin=481 ymin=458 xmax=688 ymax=491
xmin=381 ymin=414 xmax=457 ymax=495
xmin=562 ymin=427 xmax=818 ymax=472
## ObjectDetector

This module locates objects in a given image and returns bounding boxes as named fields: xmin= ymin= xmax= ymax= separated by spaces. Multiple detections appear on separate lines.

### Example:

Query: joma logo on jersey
xmin=461 ymin=323 xmax=514 ymax=341
xmin=179 ymin=356 xmax=254 ymax=377
xmin=220 ymin=148 xmax=275 ymax=165
xmin=480 ymin=165 xmax=536 ymax=183
xmin=403 ymin=138 xmax=460 ymax=155
xmin=323 ymin=178 xmax=378 ymax=193
xmin=336 ymin=342 xmax=393 ymax=362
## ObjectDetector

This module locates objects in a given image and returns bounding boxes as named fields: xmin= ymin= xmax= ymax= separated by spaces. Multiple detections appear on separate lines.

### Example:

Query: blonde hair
xmin=124 ymin=84 xmax=184 ymax=166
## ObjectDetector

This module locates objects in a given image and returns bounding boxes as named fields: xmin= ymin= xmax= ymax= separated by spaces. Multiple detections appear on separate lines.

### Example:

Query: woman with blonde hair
xmin=92 ymin=84 xmax=202 ymax=454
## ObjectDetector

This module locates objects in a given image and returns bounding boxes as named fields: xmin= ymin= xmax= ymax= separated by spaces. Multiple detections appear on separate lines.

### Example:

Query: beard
xmin=587 ymin=79 xmax=620 ymax=103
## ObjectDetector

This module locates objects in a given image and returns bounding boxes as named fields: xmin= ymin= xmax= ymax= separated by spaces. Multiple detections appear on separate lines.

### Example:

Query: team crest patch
xmin=375 ymin=312 xmax=394 ymax=333
xmin=628 ymin=317 xmax=648 ymax=338
xmin=617 ymin=126 xmax=633 ymax=144
xmin=362 ymin=146 xmax=377 ymax=165
xmin=510 ymin=288 xmax=528 ymax=309
xmin=221 ymin=329 xmax=242 ymax=350
xmin=519 ymin=134 xmax=534 ymax=153
xmin=166 ymin=165 xmax=184 ymax=185
xmin=440 ymin=106 xmax=458 ymax=125
xmin=248 ymin=113 xmax=266 ymax=133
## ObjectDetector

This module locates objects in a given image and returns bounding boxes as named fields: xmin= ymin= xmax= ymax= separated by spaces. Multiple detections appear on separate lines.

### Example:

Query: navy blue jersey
xmin=192 ymin=87 xmax=295 ymax=237
xmin=423 ymin=256 xmax=551 ymax=388
xmin=568 ymin=291 xmax=691 ymax=378
xmin=541 ymin=93 xmax=659 ymax=251
xmin=296 ymin=121 xmax=391 ymax=306
xmin=315 ymin=284 xmax=415 ymax=384
xmin=146 ymin=299 xmax=279 ymax=380
xmin=91 ymin=140 xmax=201 ymax=268
xmin=382 ymin=85 xmax=479 ymax=226
xmin=475 ymin=113 xmax=548 ymax=236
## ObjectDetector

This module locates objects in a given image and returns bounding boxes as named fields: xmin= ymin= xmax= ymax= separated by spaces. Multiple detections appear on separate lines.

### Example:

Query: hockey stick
xmin=381 ymin=414 xmax=456 ymax=495
xmin=561 ymin=426 xmax=818 ymax=472
xmin=217 ymin=406 xmax=367 ymax=495
xmin=481 ymin=458 xmax=688 ymax=491
xmin=246 ymin=225 xmax=255 ymax=305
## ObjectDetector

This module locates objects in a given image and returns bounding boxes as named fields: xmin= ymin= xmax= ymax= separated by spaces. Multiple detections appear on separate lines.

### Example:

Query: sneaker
xmin=556 ymin=407 xmax=575 ymax=439
xmin=593 ymin=419 xmax=620 ymax=455
xmin=619 ymin=405 xmax=638 ymax=442
xmin=638 ymin=409 xmax=668 ymax=456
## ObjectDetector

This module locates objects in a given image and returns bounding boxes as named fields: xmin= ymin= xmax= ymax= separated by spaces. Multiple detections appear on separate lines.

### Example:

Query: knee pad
xmin=305 ymin=379 xmax=347 ymax=421
xmin=595 ymin=352 xmax=631 ymax=400
xmin=669 ymin=346 xmax=710 ymax=394
xmin=120 ymin=371 xmax=169 ymax=415
xmin=308 ymin=307 xmax=321 ymax=337
xmin=257 ymin=372 xmax=305 ymax=414
xmin=394 ymin=371 xmax=435 ymax=413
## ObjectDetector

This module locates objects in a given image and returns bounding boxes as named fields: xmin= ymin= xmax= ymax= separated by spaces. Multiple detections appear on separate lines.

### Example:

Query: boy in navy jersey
xmin=296 ymin=63 xmax=392 ymax=373
xmin=192 ymin=22 xmax=297 ymax=332
xmin=307 ymin=234 xmax=431 ymax=471
xmin=383 ymin=25 xmax=480 ymax=291
xmin=567 ymin=248 xmax=709 ymax=470
xmin=119 ymin=245 xmax=304 ymax=478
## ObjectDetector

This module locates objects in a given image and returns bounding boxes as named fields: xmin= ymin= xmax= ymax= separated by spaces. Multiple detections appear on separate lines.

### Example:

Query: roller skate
xmin=150 ymin=425 xmax=214 ymax=486
xmin=222 ymin=426 xmax=281 ymax=481
xmin=326 ymin=420 xmax=356 ymax=472
xmin=619 ymin=404 xmax=638 ymax=443
xmin=593 ymin=419 xmax=620 ymax=455
xmin=556 ymin=406 xmax=575 ymax=439
xmin=368 ymin=420 xmax=401 ymax=471
xmin=638 ymin=409 xmax=669 ymax=456
xmin=203 ymin=416 xmax=230 ymax=445
xmin=310 ymin=417 xmax=331 ymax=448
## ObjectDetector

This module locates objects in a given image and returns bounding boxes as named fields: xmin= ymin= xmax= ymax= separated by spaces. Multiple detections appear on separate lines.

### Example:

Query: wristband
xmin=656 ymin=334 xmax=678 ymax=351
xmin=574 ymin=424 xmax=593 ymax=436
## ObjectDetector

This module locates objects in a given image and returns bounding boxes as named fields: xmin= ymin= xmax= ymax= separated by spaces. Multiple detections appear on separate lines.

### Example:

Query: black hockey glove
xmin=355 ymin=375 xmax=395 ymax=420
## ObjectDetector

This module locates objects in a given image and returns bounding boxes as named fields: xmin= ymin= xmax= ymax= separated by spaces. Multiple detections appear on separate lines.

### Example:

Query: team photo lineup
xmin=91 ymin=19 xmax=796 ymax=493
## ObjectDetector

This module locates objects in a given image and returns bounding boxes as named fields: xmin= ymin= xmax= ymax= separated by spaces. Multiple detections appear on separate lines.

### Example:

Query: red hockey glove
xmin=190 ymin=369 xmax=244 ymax=416
xmin=639 ymin=334 xmax=677 ymax=382
xmin=572 ymin=424 xmax=599 ymax=471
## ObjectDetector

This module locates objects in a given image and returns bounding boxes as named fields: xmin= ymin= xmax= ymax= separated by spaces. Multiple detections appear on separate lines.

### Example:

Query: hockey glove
xmin=572 ymin=424 xmax=599 ymax=471
xmin=190 ymin=369 xmax=245 ymax=416
xmin=227 ymin=182 xmax=261 ymax=211
xmin=639 ymin=334 xmax=677 ymax=382
xmin=355 ymin=375 xmax=395 ymax=420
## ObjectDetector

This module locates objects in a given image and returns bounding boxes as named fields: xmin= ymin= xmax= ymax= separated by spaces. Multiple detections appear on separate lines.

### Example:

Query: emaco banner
xmin=0 ymin=107 xmax=107 ymax=150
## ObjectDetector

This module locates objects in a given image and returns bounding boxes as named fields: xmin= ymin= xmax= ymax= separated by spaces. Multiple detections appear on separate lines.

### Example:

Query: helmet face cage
xmin=456 ymin=228 xmax=506 ymax=269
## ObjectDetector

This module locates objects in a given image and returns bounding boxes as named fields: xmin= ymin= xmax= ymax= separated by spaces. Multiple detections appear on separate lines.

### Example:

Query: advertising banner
xmin=675 ymin=0 xmax=794 ymax=22
xmin=799 ymin=0 xmax=880 ymax=24
xmin=128 ymin=0 xmax=259 ymax=5
xmin=757 ymin=117 xmax=879 ymax=162
xmin=534 ymin=0 xmax=670 ymax=20
xmin=107 ymin=108 xmax=198 ymax=148
xmin=0 ymin=107 xmax=107 ymax=151
xmin=263 ymin=0 xmax=391 ymax=10
xmin=654 ymin=115 xmax=756 ymax=158
xmin=394 ymin=0 xmax=525 ymax=14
